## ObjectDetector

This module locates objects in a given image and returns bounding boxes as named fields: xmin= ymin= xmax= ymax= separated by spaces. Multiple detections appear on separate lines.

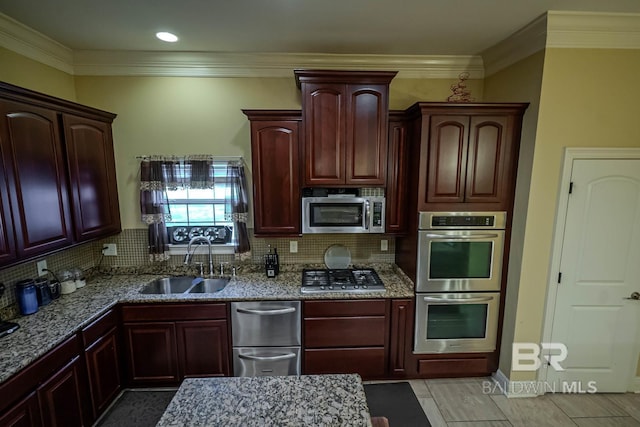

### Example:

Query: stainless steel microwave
xmin=301 ymin=196 xmax=385 ymax=234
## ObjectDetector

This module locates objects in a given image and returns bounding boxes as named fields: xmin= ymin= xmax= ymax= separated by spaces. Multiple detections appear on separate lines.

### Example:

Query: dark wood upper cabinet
xmin=244 ymin=110 xmax=301 ymax=236
xmin=385 ymin=113 xmax=410 ymax=234
xmin=0 ymin=82 xmax=120 ymax=267
xmin=0 ymin=100 xmax=73 ymax=259
xmin=295 ymin=70 xmax=396 ymax=187
xmin=62 ymin=114 xmax=121 ymax=241
xmin=409 ymin=103 xmax=528 ymax=212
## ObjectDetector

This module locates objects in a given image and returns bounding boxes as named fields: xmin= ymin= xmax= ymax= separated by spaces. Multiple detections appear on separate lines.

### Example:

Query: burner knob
xmin=341 ymin=285 xmax=346 ymax=289
xmin=328 ymin=286 xmax=334 ymax=290
xmin=320 ymin=286 xmax=325 ymax=290
xmin=362 ymin=285 xmax=368 ymax=289
xmin=354 ymin=285 xmax=359 ymax=289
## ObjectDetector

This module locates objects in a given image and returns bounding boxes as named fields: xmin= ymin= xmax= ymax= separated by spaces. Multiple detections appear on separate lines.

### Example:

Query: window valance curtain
xmin=139 ymin=155 xmax=251 ymax=262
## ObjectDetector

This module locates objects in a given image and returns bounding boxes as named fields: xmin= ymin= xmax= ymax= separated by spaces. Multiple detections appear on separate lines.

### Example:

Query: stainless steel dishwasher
xmin=231 ymin=301 xmax=301 ymax=376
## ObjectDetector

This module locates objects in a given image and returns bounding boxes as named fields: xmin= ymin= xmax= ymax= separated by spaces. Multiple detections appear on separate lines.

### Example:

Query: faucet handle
xmin=194 ymin=262 xmax=204 ymax=276
xmin=219 ymin=261 xmax=232 ymax=277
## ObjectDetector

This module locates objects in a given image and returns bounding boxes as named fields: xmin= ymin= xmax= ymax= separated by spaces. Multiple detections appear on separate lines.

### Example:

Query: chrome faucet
xmin=184 ymin=236 xmax=214 ymax=277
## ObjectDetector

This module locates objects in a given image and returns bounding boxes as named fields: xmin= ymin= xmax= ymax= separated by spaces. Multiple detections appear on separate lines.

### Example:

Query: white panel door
xmin=548 ymin=159 xmax=640 ymax=392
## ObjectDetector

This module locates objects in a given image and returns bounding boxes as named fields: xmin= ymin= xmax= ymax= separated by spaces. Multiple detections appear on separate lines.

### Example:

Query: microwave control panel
xmin=372 ymin=202 xmax=383 ymax=227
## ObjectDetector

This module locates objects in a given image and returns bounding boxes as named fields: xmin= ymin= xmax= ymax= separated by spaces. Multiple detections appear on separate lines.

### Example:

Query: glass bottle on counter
xmin=59 ymin=270 xmax=76 ymax=295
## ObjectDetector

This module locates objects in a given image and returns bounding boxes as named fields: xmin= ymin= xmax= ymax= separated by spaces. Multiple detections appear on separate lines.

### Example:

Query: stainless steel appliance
xmin=414 ymin=292 xmax=500 ymax=353
xmin=302 ymin=196 xmax=385 ymax=234
xmin=231 ymin=301 xmax=301 ymax=376
xmin=416 ymin=211 xmax=506 ymax=292
xmin=301 ymin=268 xmax=385 ymax=294
xmin=414 ymin=212 xmax=506 ymax=354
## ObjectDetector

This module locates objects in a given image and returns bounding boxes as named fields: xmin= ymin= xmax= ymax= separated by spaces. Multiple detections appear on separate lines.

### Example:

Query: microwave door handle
xmin=238 ymin=352 xmax=297 ymax=361
xmin=236 ymin=307 xmax=296 ymax=315
xmin=425 ymin=233 xmax=499 ymax=239
xmin=423 ymin=296 xmax=495 ymax=303
xmin=364 ymin=200 xmax=370 ymax=230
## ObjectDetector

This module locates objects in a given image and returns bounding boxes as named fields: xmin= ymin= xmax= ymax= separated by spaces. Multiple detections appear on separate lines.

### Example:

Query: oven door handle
xmin=236 ymin=307 xmax=296 ymax=315
xmin=423 ymin=296 xmax=495 ymax=303
xmin=238 ymin=352 xmax=297 ymax=361
xmin=425 ymin=233 xmax=499 ymax=239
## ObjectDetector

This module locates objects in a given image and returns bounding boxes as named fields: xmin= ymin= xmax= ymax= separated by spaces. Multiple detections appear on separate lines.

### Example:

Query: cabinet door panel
xmin=304 ymin=348 xmax=386 ymax=379
xmin=303 ymin=84 xmax=345 ymax=185
xmin=177 ymin=320 xmax=230 ymax=378
xmin=304 ymin=317 xmax=386 ymax=348
xmin=465 ymin=116 xmax=508 ymax=203
xmin=0 ymin=392 xmax=41 ymax=427
xmin=37 ymin=357 xmax=86 ymax=427
xmin=85 ymin=329 xmax=121 ymax=418
xmin=251 ymin=120 xmax=300 ymax=235
xmin=63 ymin=115 xmax=121 ymax=241
xmin=124 ymin=322 xmax=179 ymax=384
xmin=0 ymin=100 xmax=72 ymax=259
xmin=389 ymin=299 xmax=413 ymax=377
xmin=386 ymin=118 xmax=409 ymax=234
xmin=0 ymin=162 xmax=16 ymax=264
xmin=427 ymin=116 xmax=469 ymax=203
xmin=345 ymin=85 xmax=387 ymax=185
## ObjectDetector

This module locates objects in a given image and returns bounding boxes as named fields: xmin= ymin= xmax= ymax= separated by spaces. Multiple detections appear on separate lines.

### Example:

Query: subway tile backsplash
xmin=0 ymin=228 xmax=395 ymax=313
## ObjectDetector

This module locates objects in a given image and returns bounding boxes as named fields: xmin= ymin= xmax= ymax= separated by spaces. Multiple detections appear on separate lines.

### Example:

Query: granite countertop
xmin=156 ymin=374 xmax=372 ymax=427
xmin=0 ymin=264 xmax=414 ymax=385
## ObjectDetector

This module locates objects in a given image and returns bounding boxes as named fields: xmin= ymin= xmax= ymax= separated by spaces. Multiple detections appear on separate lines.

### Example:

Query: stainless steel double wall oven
xmin=414 ymin=212 xmax=506 ymax=354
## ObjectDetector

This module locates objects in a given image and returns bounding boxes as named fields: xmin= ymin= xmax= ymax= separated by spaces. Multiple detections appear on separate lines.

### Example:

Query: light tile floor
xmin=367 ymin=377 xmax=640 ymax=427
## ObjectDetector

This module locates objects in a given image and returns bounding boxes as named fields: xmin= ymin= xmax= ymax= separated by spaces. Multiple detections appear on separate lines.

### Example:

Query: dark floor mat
xmin=364 ymin=382 xmax=431 ymax=427
xmin=96 ymin=390 xmax=176 ymax=427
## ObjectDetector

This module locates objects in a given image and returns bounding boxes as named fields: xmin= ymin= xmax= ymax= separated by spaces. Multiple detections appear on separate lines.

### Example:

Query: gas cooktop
xmin=301 ymin=268 xmax=385 ymax=294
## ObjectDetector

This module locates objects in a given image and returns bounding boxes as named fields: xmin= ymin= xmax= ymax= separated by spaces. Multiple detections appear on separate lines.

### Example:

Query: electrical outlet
xmin=102 ymin=243 xmax=118 ymax=256
xmin=289 ymin=241 xmax=298 ymax=253
xmin=37 ymin=259 xmax=48 ymax=277
xmin=380 ymin=239 xmax=388 ymax=251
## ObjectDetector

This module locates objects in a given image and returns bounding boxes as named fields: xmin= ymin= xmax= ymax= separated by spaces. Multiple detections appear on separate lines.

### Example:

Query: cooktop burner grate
xmin=301 ymin=268 xmax=385 ymax=293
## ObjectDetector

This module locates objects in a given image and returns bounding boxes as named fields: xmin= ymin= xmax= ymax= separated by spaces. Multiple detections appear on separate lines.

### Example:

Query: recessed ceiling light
xmin=156 ymin=32 xmax=178 ymax=43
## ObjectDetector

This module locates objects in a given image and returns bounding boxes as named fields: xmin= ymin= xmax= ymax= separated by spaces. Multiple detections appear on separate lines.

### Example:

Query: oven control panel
xmin=419 ymin=211 xmax=506 ymax=230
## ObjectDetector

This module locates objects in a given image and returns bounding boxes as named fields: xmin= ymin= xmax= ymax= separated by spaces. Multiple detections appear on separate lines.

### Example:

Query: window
xmin=165 ymin=164 xmax=234 ymax=248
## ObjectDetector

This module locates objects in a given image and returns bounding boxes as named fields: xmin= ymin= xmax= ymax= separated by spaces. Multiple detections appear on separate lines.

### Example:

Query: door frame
xmin=540 ymin=147 xmax=640 ymax=392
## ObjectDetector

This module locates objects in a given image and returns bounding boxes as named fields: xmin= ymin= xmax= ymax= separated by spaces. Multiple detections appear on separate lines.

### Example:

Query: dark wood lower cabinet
xmin=389 ymin=299 xmax=413 ymax=377
xmin=121 ymin=303 xmax=230 ymax=386
xmin=37 ymin=356 xmax=87 ymax=427
xmin=0 ymin=392 xmax=42 ymax=427
xmin=304 ymin=348 xmax=386 ymax=378
xmin=176 ymin=320 xmax=230 ymax=378
xmin=124 ymin=322 xmax=179 ymax=385
xmin=415 ymin=355 xmax=491 ymax=377
xmin=84 ymin=328 xmax=121 ymax=417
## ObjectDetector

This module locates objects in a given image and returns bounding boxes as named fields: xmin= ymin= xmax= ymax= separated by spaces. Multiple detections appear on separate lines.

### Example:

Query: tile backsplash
xmin=0 ymin=228 xmax=396 ymax=313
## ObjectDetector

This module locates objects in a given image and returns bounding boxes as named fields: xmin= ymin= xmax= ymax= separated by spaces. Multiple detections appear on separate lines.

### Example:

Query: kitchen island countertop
xmin=156 ymin=374 xmax=372 ymax=427
xmin=0 ymin=264 xmax=414 ymax=384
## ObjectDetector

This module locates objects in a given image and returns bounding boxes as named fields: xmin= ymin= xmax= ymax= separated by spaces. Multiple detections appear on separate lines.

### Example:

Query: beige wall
xmin=0 ymin=47 xmax=76 ymax=101
xmin=74 ymin=75 xmax=478 ymax=229
xmin=511 ymin=48 xmax=640 ymax=381
xmin=483 ymin=50 xmax=546 ymax=378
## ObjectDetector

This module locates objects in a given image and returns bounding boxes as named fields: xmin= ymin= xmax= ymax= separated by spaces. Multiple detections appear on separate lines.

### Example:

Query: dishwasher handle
xmin=238 ymin=352 xmax=297 ymax=361
xmin=236 ymin=306 xmax=296 ymax=316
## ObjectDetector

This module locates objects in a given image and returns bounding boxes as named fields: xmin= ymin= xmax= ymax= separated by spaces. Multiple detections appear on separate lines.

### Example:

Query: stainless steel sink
xmin=140 ymin=276 xmax=229 ymax=294
xmin=188 ymin=277 xmax=230 ymax=293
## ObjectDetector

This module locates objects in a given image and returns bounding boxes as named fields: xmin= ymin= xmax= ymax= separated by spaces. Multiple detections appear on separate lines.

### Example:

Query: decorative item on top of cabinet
xmin=385 ymin=112 xmax=410 ymax=235
xmin=243 ymin=110 xmax=301 ymax=236
xmin=406 ymin=102 xmax=528 ymax=212
xmin=0 ymin=81 xmax=121 ymax=268
xmin=294 ymin=70 xmax=397 ymax=187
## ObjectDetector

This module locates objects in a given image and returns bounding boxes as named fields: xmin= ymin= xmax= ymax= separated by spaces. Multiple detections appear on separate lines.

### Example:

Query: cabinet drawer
xmin=304 ymin=300 xmax=386 ymax=317
xmin=81 ymin=308 xmax=118 ymax=346
xmin=121 ymin=303 xmax=226 ymax=322
xmin=305 ymin=317 xmax=386 ymax=348
xmin=304 ymin=348 xmax=385 ymax=378
xmin=416 ymin=356 xmax=490 ymax=377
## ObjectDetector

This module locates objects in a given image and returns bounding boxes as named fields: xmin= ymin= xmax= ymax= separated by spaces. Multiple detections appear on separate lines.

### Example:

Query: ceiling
xmin=1 ymin=0 xmax=640 ymax=56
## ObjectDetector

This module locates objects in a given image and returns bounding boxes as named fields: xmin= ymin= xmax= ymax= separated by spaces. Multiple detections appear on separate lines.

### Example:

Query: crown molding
xmin=481 ymin=14 xmax=547 ymax=77
xmin=71 ymin=50 xmax=484 ymax=79
xmin=0 ymin=13 xmax=73 ymax=74
xmin=547 ymin=11 xmax=640 ymax=49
